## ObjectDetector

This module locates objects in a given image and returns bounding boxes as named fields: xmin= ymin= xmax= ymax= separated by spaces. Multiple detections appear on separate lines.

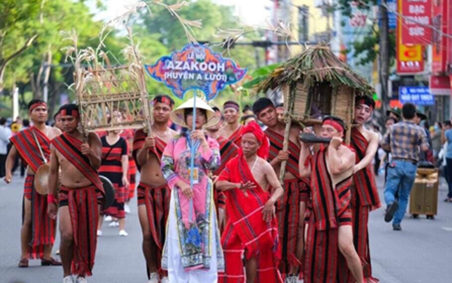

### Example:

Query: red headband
xmin=240 ymin=121 xmax=269 ymax=159
xmin=29 ymin=102 xmax=47 ymax=113
xmin=60 ymin=109 xmax=79 ymax=118
xmin=323 ymin=119 xmax=344 ymax=133
xmin=153 ymin=97 xmax=174 ymax=109
xmin=357 ymin=99 xmax=374 ymax=110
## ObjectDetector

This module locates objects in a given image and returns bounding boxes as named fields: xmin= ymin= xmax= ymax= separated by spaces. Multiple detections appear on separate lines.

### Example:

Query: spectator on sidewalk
xmin=441 ymin=119 xmax=452 ymax=203
xmin=380 ymin=103 xmax=429 ymax=231
xmin=0 ymin=117 xmax=12 ymax=178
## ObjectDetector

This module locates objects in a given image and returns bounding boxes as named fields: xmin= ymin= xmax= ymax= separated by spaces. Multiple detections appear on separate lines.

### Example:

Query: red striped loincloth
xmin=60 ymin=186 xmax=100 ymax=277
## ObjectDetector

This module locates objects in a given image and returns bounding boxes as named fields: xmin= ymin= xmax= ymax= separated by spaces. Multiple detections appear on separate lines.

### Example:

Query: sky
xmin=91 ymin=0 xmax=272 ymax=26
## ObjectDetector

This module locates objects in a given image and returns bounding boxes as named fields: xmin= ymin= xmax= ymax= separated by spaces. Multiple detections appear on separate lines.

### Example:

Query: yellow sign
xmin=398 ymin=44 xmax=422 ymax=62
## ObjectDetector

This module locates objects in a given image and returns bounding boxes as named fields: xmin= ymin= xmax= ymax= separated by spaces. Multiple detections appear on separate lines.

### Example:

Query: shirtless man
xmin=47 ymin=104 xmax=103 ymax=283
xmin=299 ymin=116 xmax=363 ymax=283
xmin=206 ymin=107 xmax=239 ymax=231
xmin=133 ymin=95 xmax=177 ymax=283
xmin=217 ymin=121 xmax=283 ymax=283
xmin=218 ymin=100 xmax=243 ymax=146
xmin=5 ymin=99 xmax=62 ymax=268
xmin=347 ymin=96 xmax=381 ymax=282
xmin=253 ymin=97 xmax=308 ymax=281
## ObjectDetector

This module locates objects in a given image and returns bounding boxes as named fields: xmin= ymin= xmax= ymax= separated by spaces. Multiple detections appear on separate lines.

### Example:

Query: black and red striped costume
xmin=265 ymin=128 xmax=310 ymax=271
xmin=228 ymin=125 xmax=243 ymax=147
xmin=100 ymin=136 xmax=128 ymax=219
xmin=304 ymin=147 xmax=353 ymax=283
xmin=339 ymin=128 xmax=381 ymax=283
xmin=52 ymin=133 xmax=105 ymax=277
xmin=120 ymin=129 xmax=137 ymax=201
xmin=213 ymin=136 xmax=239 ymax=212
xmin=10 ymin=127 xmax=55 ymax=259
xmin=133 ymin=129 xmax=170 ymax=278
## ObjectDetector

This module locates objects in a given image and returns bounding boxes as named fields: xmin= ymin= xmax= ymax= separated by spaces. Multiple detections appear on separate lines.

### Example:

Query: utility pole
xmin=379 ymin=0 xmax=390 ymax=115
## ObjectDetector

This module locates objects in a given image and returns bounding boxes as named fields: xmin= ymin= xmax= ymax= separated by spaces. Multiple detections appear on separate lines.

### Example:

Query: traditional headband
xmin=29 ymin=102 xmax=47 ymax=113
xmin=153 ymin=96 xmax=174 ymax=108
xmin=223 ymin=101 xmax=240 ymax=111
xmin=323 ymin=119 xmax=344 ymax=133
xmin=60 ymin=108 xmax=79 ymax=118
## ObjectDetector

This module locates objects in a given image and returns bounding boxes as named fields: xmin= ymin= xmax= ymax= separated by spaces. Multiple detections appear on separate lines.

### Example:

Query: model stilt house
xmin=255 ymin=44 xmax=373 ymax=144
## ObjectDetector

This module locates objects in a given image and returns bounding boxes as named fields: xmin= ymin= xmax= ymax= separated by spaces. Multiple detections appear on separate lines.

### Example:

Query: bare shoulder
xmin=260 ymin=157 xmax=273 ymax=172
xmin=48 ymin=127 xmax=62 ymax=139
xmin=339 ymin=145 xmax=355 ymax=158
xmin=88 ymin=132 xmax=101 ymax=144
xmin=368 ymin=130 xmax=379 ymax=142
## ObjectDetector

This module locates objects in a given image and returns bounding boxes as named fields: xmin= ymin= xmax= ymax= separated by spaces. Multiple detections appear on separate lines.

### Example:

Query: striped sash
xmin=351 ymin=128 xmax=381 ymax=211
xmin=228 ymin=126 xmax=242 ymax=147
xmin=10 ymin=127 xmax=50 ymax=172
xmin=133 ymin=129 xmax=167 ymax=171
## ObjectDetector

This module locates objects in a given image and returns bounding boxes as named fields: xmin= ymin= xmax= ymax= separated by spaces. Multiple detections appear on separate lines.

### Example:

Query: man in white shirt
xmin=0 ymin=117 xmax=12 ymax=177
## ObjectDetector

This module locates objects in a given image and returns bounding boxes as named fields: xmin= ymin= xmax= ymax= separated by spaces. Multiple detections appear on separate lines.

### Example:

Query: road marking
xmin=441 ymin=227 xmax=452 ymax=232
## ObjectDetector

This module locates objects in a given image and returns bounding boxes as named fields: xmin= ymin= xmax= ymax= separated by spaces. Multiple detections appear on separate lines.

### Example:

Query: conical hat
xmin=170 ymin=97 xmax=220 ymax=129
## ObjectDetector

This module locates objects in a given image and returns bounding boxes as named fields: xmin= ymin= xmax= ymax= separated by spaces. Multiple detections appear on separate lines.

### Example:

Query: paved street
xmin=1 ymin=173 xmax=452 ymax=283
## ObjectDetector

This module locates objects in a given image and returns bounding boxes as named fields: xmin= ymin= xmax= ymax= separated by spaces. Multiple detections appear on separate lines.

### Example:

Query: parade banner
xmin=145 ymin=44 xmax=247 ymax=101
xmin=400 ymin=0 xmax=432 ymax=45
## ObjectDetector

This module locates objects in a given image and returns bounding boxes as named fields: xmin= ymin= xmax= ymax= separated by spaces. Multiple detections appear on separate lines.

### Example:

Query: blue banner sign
xmin=399 ymin=86 xmax=435 ymax=106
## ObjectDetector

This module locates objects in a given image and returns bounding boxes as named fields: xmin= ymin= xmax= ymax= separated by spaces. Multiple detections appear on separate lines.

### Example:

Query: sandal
xmin=41 ymin=257 xmax=62 ymax=266
xmin=18 ymin=258 xmax=28 ymax=268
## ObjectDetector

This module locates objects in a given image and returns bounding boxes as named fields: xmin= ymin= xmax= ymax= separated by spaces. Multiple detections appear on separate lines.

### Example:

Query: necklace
xmin=251 ymin=157 xmax=258 ymax=173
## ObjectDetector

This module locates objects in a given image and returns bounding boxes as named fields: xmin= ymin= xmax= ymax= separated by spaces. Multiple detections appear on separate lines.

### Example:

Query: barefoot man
xmin=5 ymin=99 xmax=62 ymax=268
xmin=218 ymin=100 xmax=243 ymax=146
xmin=344 ymin=96 xmax=380 ymax=283
xmin=217 ymin=121 xmax=284 ymax=283
xmin=47 ymin=104 xmax=104 ymax=283
xmin=133 ymin=95 xmax=177 ymax=283
xmin=299 ymin=116 xmax=364 ymax=283
xmin=253 ymin=97 xmax=309 ymax=281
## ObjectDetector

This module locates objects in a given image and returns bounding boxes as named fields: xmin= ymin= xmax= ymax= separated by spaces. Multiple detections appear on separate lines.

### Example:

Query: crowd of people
xmin=2 ymin=94 xmax=450 ymax=283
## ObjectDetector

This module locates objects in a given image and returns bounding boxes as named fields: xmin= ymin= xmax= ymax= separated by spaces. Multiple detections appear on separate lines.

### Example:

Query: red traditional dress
xmin=133 ymin=129 xmax=170 ymax=278
xmin=338 ymin=128 xmax=381 ymax=283
xmin=52 ymin=133 xmax=105 ymax=277
xmin=265 ymin=128 xmax=310 ymax=272
xmin=120 ymin=129 xmax=137 ymax=201
xmin=99 ymin=136 xmax=128 ymax=218
xmin=10 ymin=127 xmax=55 ymax=259
xmin=304 ymin=146 xmax=353 ymax=283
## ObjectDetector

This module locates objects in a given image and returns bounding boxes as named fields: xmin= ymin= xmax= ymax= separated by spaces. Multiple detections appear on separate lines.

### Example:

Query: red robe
xmin=10 ymin=127 xmax=55 ymax=259
xmin=265 ymin=128 xmax=310 ymax=271
xmin=218 ymin=154 xmax=282 ymax=283
xmin=304 ymin=147 xmax=353 ymax=283
xmin=52 ymin=133 xmax=105 ymax=276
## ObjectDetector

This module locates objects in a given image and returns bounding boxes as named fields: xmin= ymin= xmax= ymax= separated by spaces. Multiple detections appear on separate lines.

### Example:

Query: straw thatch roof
xmin=255 ymin=44 xmax=373 ymax=96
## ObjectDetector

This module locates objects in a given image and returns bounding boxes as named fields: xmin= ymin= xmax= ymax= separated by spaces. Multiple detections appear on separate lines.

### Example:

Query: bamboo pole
xmin=279 ymin=82 xmax=296 ymax=184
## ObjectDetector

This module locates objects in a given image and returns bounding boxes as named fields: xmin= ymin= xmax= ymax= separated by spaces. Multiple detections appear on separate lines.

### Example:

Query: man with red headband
xmin=47 ymin=103 xmax=104 ymax=283
xmin=5 ymin=99 xmax=62 ymax=268
xmin=133 ymin=95 xmax=177 ymax=283
xmin=340 ymin=96 xmax=380 ymax=283
xmin=299 ymin=116 xmax=364 ymax=283
xmin=218 ymin=100 xmax=243 ymax=146
xmin=253 ymin=97 xmax=309 ymax=281
xmin=206 ymin=106 xmax=239 ymax=231
xmin=217 ymin=121 xmax=284 ymax=283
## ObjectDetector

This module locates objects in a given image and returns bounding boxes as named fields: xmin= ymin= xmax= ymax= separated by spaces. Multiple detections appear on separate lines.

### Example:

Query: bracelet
xmin=47 ymin=194 xmax=57 ymax=205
